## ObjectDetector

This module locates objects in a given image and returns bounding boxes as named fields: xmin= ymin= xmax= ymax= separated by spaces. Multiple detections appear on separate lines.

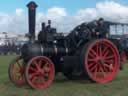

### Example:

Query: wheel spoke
xmin=29 ymin=72 xmax=39 ymax=79
xmin=99 ymin=65 xmax=106 ymax=77
xmin=34 ymin=60 xmax=40 ymax=70
xmin=39 ymin=60 xmax=43 ymax=68
xmin=104 ymin=55 xmax=114 ymax=60
xmin=29 ymin=66 xmax=37 ymax=72
xmin=94 ymin=67 xmax=98 ymax=76
xmin=88 ymin=58 xmax=96 ymax=62
xmin=44 ymin=63 xmax=49 ymax=67
xmin=104 ymin=63 xmax=110 ymax=68
xmin=89 ymin=52 xmax=95 ymax=58
xmin=102 ymin=46 xmax=108 ymax=55
xmin=42 ymin=63 xmax=50 ymax=72
xmin=88 ymin=62 xmax=96 ymax=68
xmin=103 ymin=49 xmax=109 ymax=57
xmin=90 ymin=49 xmax=98 ymax=57
xmin=16 ymin=61 xmax=22 ymax=68
xmin=89 ymin=63 xmax=98 ymax=72
xmin=41 ymin=62 xmax=48 ymax=69
xmin=104 ymin=59 xmax=113 ymax=64
xmin=31 ymin=76 xmax=37 ymax=83
xmin=102 ymin=64 xmax=109 ymax=72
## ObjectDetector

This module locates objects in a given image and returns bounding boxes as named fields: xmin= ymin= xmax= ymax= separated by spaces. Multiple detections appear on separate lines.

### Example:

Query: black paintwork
xmin=21 ymin=1 xmax=128 ymax=78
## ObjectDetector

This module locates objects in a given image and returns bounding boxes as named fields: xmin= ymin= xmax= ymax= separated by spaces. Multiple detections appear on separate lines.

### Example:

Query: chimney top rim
xmin=27 ymin=1 xmax=38 ymax=8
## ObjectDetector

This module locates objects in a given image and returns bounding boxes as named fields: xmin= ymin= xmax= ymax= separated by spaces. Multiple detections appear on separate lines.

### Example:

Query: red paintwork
xmin=84 ymin=39 xmax=120 ymax=83
xmin=25 ymin=56 xmax=55 ymax=89
xmin=9 ymin=56 xmax=26 ymax=86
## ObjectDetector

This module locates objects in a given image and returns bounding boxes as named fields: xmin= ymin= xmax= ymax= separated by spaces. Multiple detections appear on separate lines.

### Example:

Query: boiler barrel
xmin=21 ymin=43 xmax=70 ymax=60
xmin=39 ymin=45 xmax=69 ymax=56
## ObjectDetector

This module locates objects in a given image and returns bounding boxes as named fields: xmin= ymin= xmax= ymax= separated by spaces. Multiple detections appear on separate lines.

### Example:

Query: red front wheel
xmin=25 ymin=56 xmax=55 ymax=89
xmin=8 ymin=56 xmax=26 ymax=86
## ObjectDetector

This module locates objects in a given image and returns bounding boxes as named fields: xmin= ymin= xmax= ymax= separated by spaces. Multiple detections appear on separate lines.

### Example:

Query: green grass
xmin=0 ymin=55 xmax=128 ymax=96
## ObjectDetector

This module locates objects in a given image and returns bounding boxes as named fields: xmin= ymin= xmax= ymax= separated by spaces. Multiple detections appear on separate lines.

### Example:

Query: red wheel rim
xmin=25 ymin=56 xmax=55 ymax=89
xmin=9 ymin=56 xmax=26 ymax=86
xmin=85 ymin=39 xmax=120 ymax=83
xmin=122 ymin=51 xmax=127 ymax=63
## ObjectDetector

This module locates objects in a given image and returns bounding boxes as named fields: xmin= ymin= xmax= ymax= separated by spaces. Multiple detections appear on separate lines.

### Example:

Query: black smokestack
xmin=27 ymin=1 xmax=38 ymax=40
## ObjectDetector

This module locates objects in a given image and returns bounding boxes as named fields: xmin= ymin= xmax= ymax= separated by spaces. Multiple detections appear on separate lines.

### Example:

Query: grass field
xmin=0 ymin=55 xmax=128 ymax=96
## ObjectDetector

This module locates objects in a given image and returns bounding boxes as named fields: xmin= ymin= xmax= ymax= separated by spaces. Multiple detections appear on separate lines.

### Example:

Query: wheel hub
xmin=40 ymin=70 xmax=44 ymax=74
xmin=97 ymin=58 xmax=104 ymax=64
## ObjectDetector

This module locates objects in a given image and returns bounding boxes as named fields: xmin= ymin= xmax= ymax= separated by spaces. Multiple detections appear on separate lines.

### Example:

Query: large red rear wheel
xmin=8 ymin=56 xmax=26 ymax=86
xmin=81 ymin=39 xmax=120 ymax=83
xmin=25 ymin=56 xmax=55 ymax=89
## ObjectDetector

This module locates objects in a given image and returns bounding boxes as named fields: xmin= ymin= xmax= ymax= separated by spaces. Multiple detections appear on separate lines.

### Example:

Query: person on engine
xmin=87 ymin=18 xmax=109 ymax=38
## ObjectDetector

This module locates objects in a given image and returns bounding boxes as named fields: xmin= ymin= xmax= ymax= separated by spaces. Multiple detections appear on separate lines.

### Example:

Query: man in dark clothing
xmin=95 ymin=18 xmax=109 ymax=38
xmin=87 ymin=18 xmax=109 ymax=39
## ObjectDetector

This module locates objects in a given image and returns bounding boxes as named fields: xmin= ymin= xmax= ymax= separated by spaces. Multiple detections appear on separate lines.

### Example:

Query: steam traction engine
xmin=8 ymin=1 xmax=121 ymax=89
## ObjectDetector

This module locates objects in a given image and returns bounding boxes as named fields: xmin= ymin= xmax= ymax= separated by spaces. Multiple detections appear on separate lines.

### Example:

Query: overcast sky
xmin=1 ymin=0 xmax=128 ymax=34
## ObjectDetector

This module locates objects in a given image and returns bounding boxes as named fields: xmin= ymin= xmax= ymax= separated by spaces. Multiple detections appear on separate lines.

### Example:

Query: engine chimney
xmin=27 ymin=1 xmax=38 ymax=40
